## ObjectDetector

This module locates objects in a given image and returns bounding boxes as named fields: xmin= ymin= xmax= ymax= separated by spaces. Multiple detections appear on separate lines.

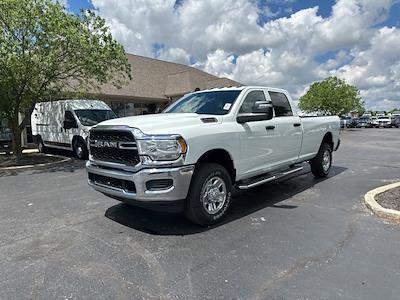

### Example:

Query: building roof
xmin=95 ymin=54 xmax=242 ymax=103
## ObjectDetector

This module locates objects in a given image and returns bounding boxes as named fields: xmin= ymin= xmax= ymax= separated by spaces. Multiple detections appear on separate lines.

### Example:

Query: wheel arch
xmin=196 ymin=148 xmax=236 ymax=183
xmin=72 ymin=135 xmax=86 ymax=147
xmin=321 ymin=132 xmax=334 ymax=150
xmin=33 ymin=134 xmax=42 ymax=144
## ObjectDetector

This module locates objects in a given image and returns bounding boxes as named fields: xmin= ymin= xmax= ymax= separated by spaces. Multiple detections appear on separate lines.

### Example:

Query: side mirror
xmin=63 ymin=119 xmax=77 ymax=130
xmin=237 ymin=101 xmax=273 ymax=124
xmin=252 ymin=101 xmax=272 ymax=114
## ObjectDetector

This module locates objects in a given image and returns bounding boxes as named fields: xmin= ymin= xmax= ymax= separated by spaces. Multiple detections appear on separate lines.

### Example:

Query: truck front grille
xmin=89 ymin=130 xmax=140 ymax=166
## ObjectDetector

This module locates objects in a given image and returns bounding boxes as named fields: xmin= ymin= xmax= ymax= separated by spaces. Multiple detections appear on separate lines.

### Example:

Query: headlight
xmin=136 ymin=135 xmax=187 ymax=161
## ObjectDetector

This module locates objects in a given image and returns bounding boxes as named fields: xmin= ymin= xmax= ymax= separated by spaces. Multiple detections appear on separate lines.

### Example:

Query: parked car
xmin=340 ymin=116 xmax=352 ymax=128
xmin=370 ymin=116 xmax=379 ymax=128
xmin=362 ymin=112 xmax=372 ymax=118
xmin=348 ymin=117 xmax=359 ymax=128
xmin=86 ymin=86 xmax=340 ymax=225
xmin=376 ymin=111 xmax=386 ymax=118
xmin=356 ymin=116 xmax=372 ymax=128
xmin=31 ymin=100 xmax=117 ymax=159
xmin=392 ymin=116 xmax=400 ymax=128
xmin=376 ymin=116 xmax=392 ymax=128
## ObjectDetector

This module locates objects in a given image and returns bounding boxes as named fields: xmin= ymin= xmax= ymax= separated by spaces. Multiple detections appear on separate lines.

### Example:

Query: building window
xmin=107 ymin=101 xmax=162 ymax=118
xmin=108 ymin=101 xmax=126 ymax=117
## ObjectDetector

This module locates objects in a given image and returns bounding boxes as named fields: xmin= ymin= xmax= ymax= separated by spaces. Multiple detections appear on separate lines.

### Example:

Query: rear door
xmin=267 ymin=90 xmax=303 ymax=165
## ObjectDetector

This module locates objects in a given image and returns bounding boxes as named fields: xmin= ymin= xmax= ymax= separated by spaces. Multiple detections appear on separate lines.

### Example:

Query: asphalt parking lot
xmin=1 ymin=129 xmax=400 ymax=299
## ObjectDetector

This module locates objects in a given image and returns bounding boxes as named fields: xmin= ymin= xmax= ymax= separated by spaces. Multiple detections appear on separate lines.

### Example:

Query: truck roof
xmin=36 ymin=99 xmax=110 ymax=110
xmin=191 ymin=86 xmax=289 ymax=94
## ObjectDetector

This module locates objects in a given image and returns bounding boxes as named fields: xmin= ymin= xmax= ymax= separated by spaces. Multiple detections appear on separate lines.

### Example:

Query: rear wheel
xmin=310 ymin=143 xmax=332 ymax=178
xmin=185 ymin=163 xmax=232 ymax=226
xmin=73 ymin=138 xmax=88 ymax=160
xmin=37 ymin=137 xmax=47 ymax=154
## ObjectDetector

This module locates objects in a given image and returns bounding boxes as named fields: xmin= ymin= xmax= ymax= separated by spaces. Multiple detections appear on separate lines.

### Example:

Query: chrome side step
xmin=237 ymin=166 xmax=304 ymax=190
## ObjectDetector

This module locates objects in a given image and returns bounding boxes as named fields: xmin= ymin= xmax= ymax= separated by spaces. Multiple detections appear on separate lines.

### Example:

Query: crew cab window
xmin=239 ymin=90 xmax=266 ymax=113
xmin=268 ymin=91 xmax=293 ymax=117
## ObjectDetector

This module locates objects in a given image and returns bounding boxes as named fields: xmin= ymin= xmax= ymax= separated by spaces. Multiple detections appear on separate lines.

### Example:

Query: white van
xmin=31 ymin=100 xmax=116 ymax=159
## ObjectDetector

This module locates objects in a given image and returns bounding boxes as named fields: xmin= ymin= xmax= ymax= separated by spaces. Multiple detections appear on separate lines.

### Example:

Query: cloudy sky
xmin=65 ymin=0 xmax=400 ymax=110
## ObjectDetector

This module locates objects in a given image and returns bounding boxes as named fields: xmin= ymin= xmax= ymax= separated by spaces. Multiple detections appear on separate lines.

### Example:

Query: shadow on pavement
xmin=105 ymin=165 xmax=347 ymax=236
xmin=0 ymin=148 xmax=86 ymax=177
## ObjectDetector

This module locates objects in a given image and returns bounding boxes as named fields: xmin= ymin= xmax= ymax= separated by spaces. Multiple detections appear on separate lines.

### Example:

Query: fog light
xmin=146 ymin=179 xmax=173 ymax=191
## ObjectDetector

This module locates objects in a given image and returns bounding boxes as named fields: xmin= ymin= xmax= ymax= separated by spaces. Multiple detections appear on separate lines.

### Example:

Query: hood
xmin=94 ymin=113 xmax=222 ymax=135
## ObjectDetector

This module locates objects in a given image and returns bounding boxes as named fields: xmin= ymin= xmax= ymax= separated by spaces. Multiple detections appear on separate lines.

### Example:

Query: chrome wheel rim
xmin=322 ymin=150 xmax=331 ymax=172
xmin=201 ymin=176 xmax=227 ymax=215
xmin=76 ymin=145 xmax=83 ymax=158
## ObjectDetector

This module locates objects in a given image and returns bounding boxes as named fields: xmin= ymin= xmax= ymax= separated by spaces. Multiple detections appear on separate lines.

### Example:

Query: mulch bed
xmin=375 ymin=187 xmax=400 ymax=211
xmin=0 ymin=153 xmax=64 ymax=168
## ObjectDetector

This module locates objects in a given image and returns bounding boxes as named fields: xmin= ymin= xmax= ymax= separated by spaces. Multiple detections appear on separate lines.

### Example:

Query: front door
xmin=60 ymin=110 xmax=78 ymax=148
xmin=237 ymin=89 xmax=282 ymax=178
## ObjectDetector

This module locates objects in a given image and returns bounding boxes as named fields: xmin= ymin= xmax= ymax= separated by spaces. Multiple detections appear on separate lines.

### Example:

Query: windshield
xmin=164 ymin=90 xmax=242 ymax=115
xmin=74 ymin=109 xmax=117 ymax=126
xmin=359 ymin=117 xmax=369 ymax=121
xmin=378 ymin=117 xmax=388 ymax=119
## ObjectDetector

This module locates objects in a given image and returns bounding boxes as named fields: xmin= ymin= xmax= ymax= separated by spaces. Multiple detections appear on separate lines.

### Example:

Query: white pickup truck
xmin=86 ymin=86 xmax=340 ymax=225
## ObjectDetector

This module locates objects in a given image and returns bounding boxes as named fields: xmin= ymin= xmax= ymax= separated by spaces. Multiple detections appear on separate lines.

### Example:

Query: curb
xmin=0 ymin=154 xmax=72 ymax=171
xmin=364 ymin=181 xmax=400 ymax=221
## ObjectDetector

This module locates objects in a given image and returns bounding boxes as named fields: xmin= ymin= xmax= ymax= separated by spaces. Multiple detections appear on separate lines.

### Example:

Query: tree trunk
xmin=9 ymin=115 xmax=23 ymax=160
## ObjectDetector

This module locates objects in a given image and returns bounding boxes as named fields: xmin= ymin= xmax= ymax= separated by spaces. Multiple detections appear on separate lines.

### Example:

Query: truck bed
xmin=298 ymin=116 xmax=340 ymax=162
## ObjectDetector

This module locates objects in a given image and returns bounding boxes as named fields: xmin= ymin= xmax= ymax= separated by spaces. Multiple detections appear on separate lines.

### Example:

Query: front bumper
xmin=86 ymin=161 xmax=194 ymax=203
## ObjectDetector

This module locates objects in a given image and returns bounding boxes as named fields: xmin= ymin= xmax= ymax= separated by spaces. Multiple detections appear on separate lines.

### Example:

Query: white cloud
xmin=336 ymin=26 xmax=400 ymax=109
xmin=156 ymin=47 xmax=191 ymax=65
xmin=91 ymin=0 xmax=400 ymax=110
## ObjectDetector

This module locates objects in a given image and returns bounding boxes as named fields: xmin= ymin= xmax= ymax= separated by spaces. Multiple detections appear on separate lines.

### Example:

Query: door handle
xmin=265 ymin=125 xmax=275 ymax=130
xmin=293 ymin=123 xmax=301 ymax=127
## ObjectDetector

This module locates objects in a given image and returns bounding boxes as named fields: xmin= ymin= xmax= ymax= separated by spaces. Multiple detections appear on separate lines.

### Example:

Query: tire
xmin=185 ymin=163 xmax=232 ymax=226
xmin=310 ymin=143 xmax=332 ymax=178
xmin=73 ymin=138 xmax=88 ymax=159
xmin=37 ymin=137 xmax=47 ymax=154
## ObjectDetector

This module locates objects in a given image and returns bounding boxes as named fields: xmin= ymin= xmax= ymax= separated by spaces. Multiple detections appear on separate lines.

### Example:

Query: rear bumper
xmin=86 ymin=161 xmax=194 ymax=203
xmin=0 ymin=140 xmax=12 ymax=152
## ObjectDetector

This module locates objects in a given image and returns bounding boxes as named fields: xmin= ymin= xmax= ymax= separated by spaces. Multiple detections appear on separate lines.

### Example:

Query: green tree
xmin=0 ymin=0 xmax=131 ymax=158
xmin=299 ymin=76 xmax=364 ymax=116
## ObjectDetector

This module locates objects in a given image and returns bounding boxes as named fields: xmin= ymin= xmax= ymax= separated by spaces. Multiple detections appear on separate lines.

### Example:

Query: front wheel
xmin=73 ymin=139 xmax=88 ymax=160
xmin=310 ymin=143 xmax=332 ymax=178
xmin=185 ymin=163 xmax=232 ymax=226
